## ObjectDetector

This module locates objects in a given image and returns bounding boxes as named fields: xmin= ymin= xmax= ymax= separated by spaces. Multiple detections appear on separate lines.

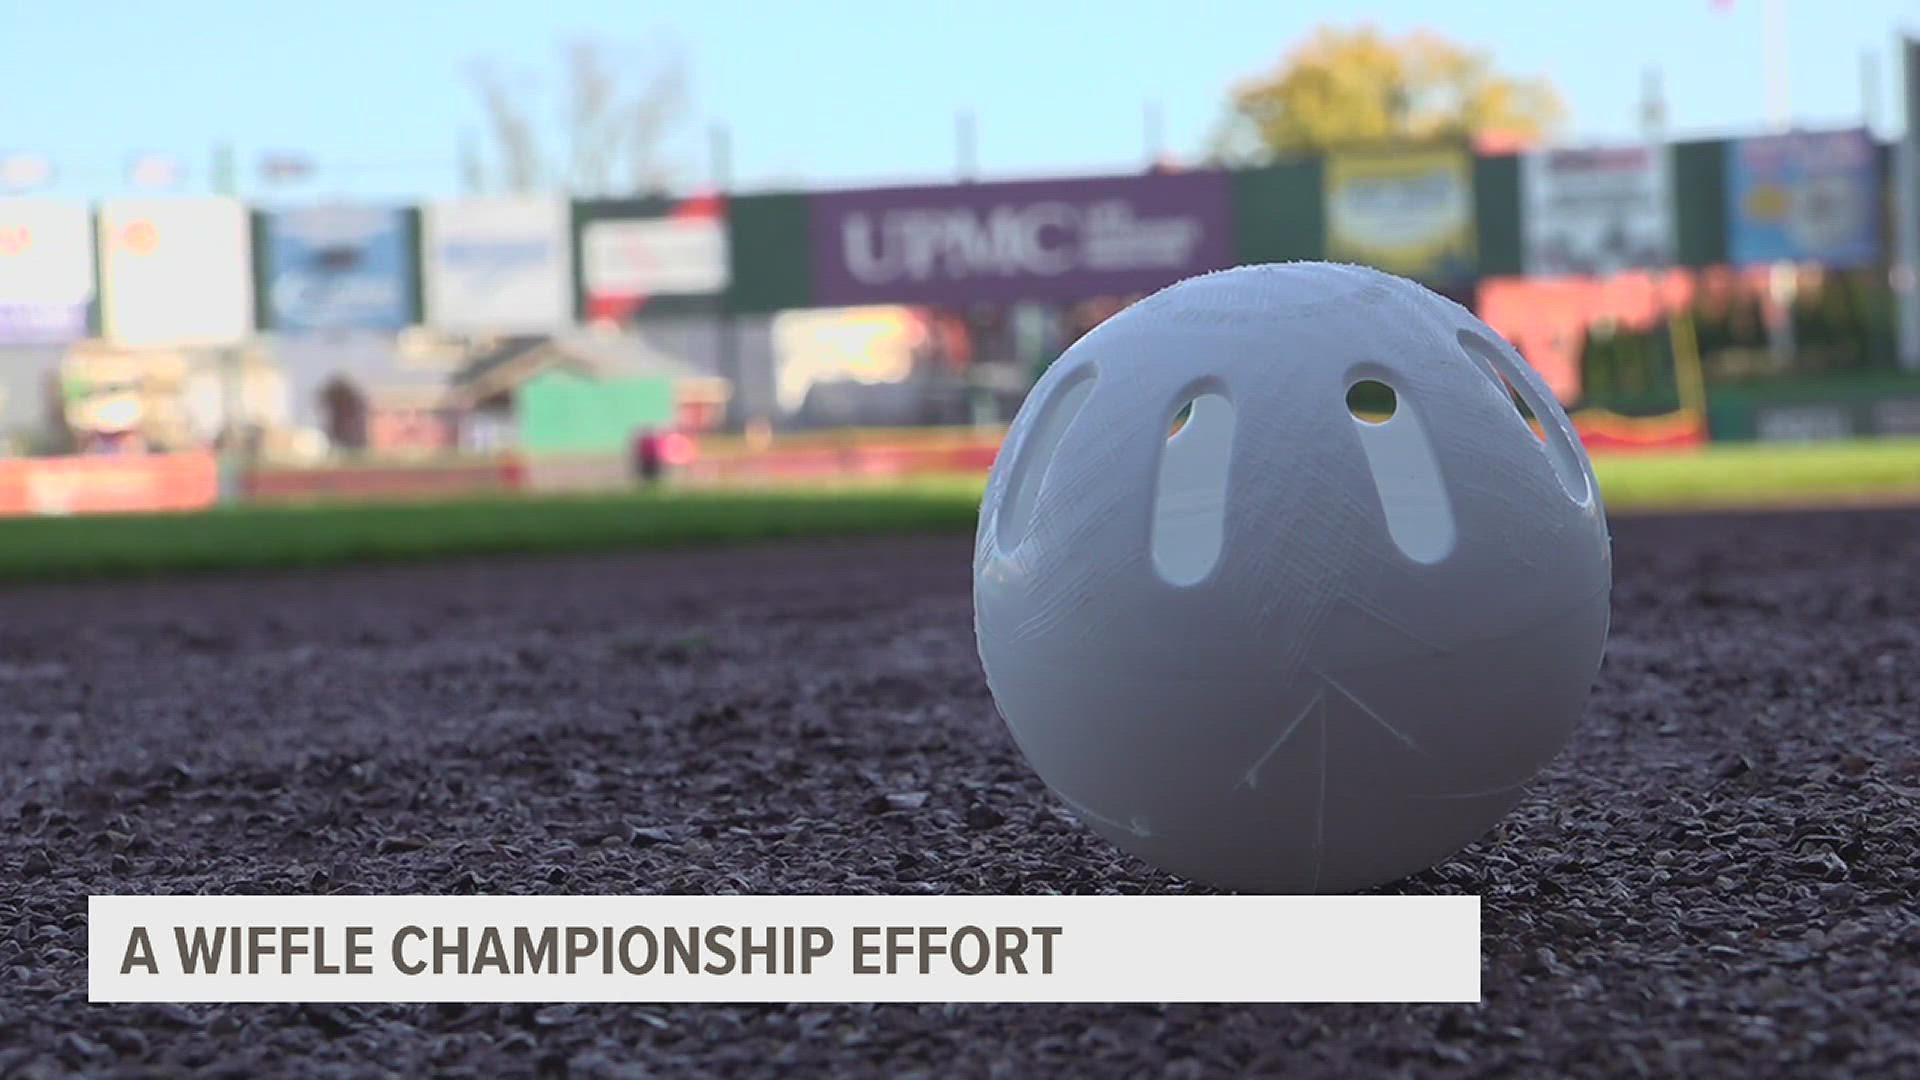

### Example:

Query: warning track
xmin=3 ymin=508 xmax=1918 ymax=1076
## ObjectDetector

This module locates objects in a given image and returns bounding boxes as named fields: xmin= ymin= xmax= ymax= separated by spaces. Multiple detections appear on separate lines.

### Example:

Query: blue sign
xmin=1727 ymin=129 xmax=1880 ymax=268
xmin=264 ymin=206 xmax=413 ymax=330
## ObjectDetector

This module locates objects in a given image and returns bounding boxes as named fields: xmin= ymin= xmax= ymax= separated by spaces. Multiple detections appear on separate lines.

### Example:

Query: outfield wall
xmin=0 ymin=416 xmax=1697 ymax=516
xmin=243 ymin=460 xmax=520 ymax=504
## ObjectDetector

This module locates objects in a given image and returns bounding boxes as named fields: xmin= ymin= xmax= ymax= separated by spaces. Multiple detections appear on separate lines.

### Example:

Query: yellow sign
xmin=1324 ymin=148 xmax=1475 ymax=281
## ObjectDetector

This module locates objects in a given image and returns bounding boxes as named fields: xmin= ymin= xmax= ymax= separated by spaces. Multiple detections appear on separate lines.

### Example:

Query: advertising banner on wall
xmin=578 ymin=194 xmax=728 ymax=322
xmin=1727 ymin=129 xmax=1880 ymax=268
xmin=423 ymin=197 xmax=570 ymax=333
xmin=809 ymin=171 xmax=1232 ymax=307
xmin=1523 ymin=145 xmax=1673 ymax=276
xmin=0 ymin=198 xmax=93 ymax=344
xmin=262 ymin=206 xmax=414 ymax=331
xmin=0 ymin=452 xmax=218 ymax=516
xmin=100 ymin=197 xmax=253 ymax=347
xmin=1324 ymin=148 xmax=1476 ymax=282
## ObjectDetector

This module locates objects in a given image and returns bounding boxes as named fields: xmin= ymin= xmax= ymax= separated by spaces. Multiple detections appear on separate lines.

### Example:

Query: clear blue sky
xmin=5 ymin=0 xmax=1919 ymax=201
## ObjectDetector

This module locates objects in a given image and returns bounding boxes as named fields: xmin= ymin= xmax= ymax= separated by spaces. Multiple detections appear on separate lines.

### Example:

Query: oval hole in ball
xmin=1345 ymin=379 xmax=1397 ymax=423
xmin=1168 ymin=399 xmax=1193 ymax=437
xmin=1456 ymin=329 xmax=1590 ymax=504
xmin=1347 ymin=378 xmax=1456 ymax=564
xmin=1152 ymin=392 xmax=1234 ymax=586
xmin=995 ymin=367 xmax=1096 ymax=552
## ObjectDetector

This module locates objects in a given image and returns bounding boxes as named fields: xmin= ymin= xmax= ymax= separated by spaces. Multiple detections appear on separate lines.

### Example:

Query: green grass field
xmin=0 ymin=480 xmax=984 ymax=583
xmin=0 ymin=440 xmax=1914 ymax=581
xmin=1591 ymin=439 xmax=1920 ymax=509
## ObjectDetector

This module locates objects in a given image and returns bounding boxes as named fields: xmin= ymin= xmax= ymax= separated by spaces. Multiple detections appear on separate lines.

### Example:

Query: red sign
xmin=0 ymin=453 xmax=219 ymax=516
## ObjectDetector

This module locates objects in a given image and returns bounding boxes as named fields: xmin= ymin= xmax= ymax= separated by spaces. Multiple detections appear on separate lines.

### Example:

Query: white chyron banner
xmin=99 ymin=198 xmax=253 ymax=347
xmin=423 ymin=197 xmax=571 ymax=333
xmin=91 ymin=895 xmax=1479 ymax=1004
xmin=1523 ymin=145 xmax=1674 ymax=276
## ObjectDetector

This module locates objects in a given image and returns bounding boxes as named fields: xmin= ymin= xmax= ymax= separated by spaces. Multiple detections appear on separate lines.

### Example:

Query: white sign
xmin=0 ymin=198 xmax=92 ymax=305
xmin=583 ymin=217 xmax=728 ymax=299
xmin=423 ymin=197 xmax=570 ymax=333
xmin=99 ymin=197 xmax=253 ymax=347
xmin=1524 ymin=145 xmax=1674 ymax=276
xmin=90 ymin=894 xmax=1479 ymax=1004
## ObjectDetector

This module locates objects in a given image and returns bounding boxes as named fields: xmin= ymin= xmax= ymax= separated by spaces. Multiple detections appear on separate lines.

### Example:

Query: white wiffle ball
xmin=973 ymin=263 xmax=1612 ymax=893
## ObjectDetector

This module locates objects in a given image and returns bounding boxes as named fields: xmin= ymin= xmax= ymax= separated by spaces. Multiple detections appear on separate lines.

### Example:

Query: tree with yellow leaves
xmin=1216 ymin=25 xmax=1565 ymax=160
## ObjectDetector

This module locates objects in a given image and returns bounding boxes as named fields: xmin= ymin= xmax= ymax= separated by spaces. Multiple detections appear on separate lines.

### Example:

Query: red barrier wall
xmin=0 ymin=453 xmax=219 ymax=516
xmin=680 ymin=437 xmax=1001 ymax=483
xmin=244 ymin=461 xmax=520 ymax=503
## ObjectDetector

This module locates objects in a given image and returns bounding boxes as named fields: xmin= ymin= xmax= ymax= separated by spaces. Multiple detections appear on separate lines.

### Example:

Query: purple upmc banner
xmin=809 ymin=171 xmax=1233 ymax=306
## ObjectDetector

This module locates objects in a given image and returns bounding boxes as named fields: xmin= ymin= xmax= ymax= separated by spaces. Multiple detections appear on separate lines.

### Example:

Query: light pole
xmin=1897 ymin=38 xmax=1920 ymax=370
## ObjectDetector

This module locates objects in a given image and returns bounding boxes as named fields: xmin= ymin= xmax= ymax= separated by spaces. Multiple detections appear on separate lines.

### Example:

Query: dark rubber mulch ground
xmin=3 ymin=507 xmax=1918 ymax=1078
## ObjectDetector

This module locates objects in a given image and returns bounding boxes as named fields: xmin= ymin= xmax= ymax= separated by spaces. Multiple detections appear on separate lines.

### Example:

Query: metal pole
xmin=1896 ymin=38 xmax=1920 ymax=370
xmin=1863 ymin=49 xmax=1882 ymax=132
xmin=1642 ymin=68 xmax=1701 ymax=417
xmin=210 ymin=140 xmax=248 ymax=494
xmin=709 ymin=123 xmax=732 ymax=195
xmin=1759 ymin=0 xmax=1797 ymax=374
xmin=210 ymin=140 xmax=237 ymax=199
xmin=459 ymin=130 xmax=484 ymax=194
xmin=710 ymin=122 xmax=747 ymax=430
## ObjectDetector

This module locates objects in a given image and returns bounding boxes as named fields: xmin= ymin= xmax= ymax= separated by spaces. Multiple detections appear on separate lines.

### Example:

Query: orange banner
xmin=1571 ymin=408 xmax=1709 ymax=452
xmin=0 ymin=452 xmax=219 ymax=516
xmin=681 ymin=433 xmax=1001 ymax=484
